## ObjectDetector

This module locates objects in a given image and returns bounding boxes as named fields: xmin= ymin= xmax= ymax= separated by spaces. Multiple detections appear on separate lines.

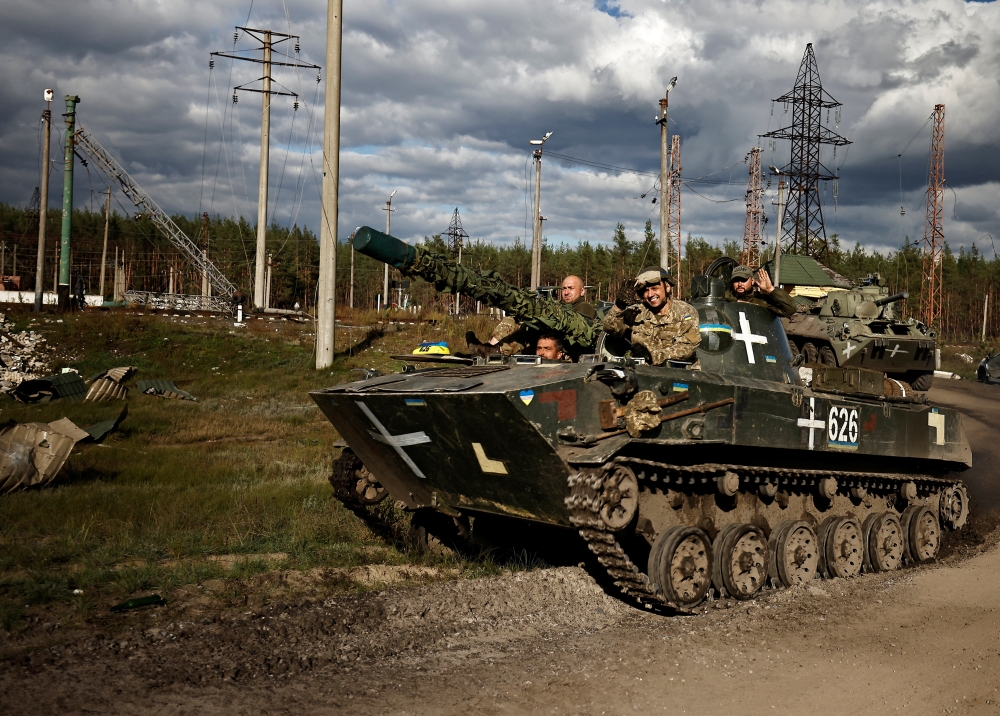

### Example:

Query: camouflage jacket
xmin=406 ymin=247 xmax=598 ymax=348
xmin=728 ymin=287 xmax=797 ymax=318
xmin=603 ymin=299 xmax=701 ymax=365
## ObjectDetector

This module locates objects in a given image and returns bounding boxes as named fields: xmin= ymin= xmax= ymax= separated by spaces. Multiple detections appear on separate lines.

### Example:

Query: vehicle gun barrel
xmin=874 ymin=291 xmax=908 ymax=307
xmin=352 ymin=226 xmax=597 ymax=347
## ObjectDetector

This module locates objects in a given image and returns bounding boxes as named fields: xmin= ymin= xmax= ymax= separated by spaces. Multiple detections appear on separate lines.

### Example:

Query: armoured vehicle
xmin=782 ymin=275 xmax=937 ymax=391
xmin=312 ymin=227 xmax=971 ymax=611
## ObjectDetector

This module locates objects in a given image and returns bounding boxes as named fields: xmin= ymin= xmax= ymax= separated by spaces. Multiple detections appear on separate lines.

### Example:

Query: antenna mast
xmin=761 ymin=43 xmax=851 ymax=262
xmin=742 ymin=147 xmax=765 ymax=267
xmin=920 ymin=104 xmax=946 ymax=326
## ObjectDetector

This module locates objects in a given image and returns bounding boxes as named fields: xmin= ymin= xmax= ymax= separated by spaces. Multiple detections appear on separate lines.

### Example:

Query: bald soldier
xmin=603 ymin=266 xmax=701 ymax=365
xmin=472 ymin=274 xmax=597 ymax=357
xmin=728 ymin=265 xmax=797 ymax=318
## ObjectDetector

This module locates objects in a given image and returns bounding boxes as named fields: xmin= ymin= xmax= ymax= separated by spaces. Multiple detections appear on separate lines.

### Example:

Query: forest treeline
xmin=0 ymin=203 xmax=993 ymax=341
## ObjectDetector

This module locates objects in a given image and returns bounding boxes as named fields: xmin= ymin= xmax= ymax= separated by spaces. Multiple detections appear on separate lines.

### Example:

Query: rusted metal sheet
xmin=85 ymin=366 xmax=137 ymax=402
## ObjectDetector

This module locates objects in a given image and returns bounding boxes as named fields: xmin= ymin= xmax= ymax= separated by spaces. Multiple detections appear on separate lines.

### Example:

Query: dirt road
xmin=3 ymin=380 xmax=999 ymax=715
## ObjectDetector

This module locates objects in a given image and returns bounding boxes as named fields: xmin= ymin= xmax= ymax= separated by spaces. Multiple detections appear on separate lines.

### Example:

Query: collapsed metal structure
xmin=72 ymin=128 xmax=236 ymax=312
xmin=761 ymin=43 xmax=851 ymax=262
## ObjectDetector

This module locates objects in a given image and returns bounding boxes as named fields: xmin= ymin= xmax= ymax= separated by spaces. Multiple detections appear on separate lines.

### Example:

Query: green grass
xmin=0 ymin=307 xmax=501 ymax=633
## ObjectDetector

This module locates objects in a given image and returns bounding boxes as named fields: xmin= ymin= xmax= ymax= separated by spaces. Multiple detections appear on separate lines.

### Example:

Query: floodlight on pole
xmin=529 ymin=131 xmax=553 ymax=290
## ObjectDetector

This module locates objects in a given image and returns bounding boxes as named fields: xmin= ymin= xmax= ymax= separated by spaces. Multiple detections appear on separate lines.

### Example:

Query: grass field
xmin=0 ymin=307 xmax=501 ymax=633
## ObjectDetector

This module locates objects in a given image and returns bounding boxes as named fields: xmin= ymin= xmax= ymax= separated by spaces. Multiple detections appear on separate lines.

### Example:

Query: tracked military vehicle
xmin=312 ymin=227 xmax=970 ymax=611
xmin=782 ymin=275 xmax=937 ymax=391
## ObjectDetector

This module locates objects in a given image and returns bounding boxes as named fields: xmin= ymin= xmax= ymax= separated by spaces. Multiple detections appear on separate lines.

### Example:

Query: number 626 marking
xmin=827 ymin=406 xmax=859 ymax=449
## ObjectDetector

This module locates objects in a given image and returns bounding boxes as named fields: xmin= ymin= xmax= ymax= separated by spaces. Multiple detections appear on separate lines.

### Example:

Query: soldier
xmin=729 ymin=265 xmax=797 ymax=318
xmin=535 ymin=333 xmax=565 ymax=361
xmin=603 ymin=266 xmax=701 ymax=365
xmin=471 ymin=274 xmax=596 ymax=357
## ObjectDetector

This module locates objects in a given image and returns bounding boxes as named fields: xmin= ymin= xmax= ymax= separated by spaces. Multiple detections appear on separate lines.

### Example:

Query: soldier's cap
xmin=634 ymin=266 xmax=676 ymax=290
xmin=731 ymin=265 xmax=754 ymax=282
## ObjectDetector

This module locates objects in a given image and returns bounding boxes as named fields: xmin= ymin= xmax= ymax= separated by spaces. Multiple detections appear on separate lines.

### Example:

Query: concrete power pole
xmin=58 ymin=95 xmax=80 ymax=311
xmin=211 ymin=28 xmax=320 ymax=311
xmin=657 ymin=77 xmax=677 ymax=271
xmin=529 ymin=132 xmax=552 ymax=291
xmin=382 ymin=190 xmax=396 ymax=307
xmin=348 ymin=229 xmax=355 ymax=309
xmin=253 ymin=31 xmax=272 ymax=310
xmin=99 ymin=188 xmax=111 ymax=299
xmin=315 ymin=0 xmax=342 ymax=369
xmin=35 ymin=89 xmax=52 ymax=312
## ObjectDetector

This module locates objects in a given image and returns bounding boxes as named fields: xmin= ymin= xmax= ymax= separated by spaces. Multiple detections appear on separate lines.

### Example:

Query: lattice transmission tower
xmin=761 ymin=43 xmax=851 ymax=262
xmin=920 ymin=104 xmax=946 ymax=326
xmin=664 ymin=135 xmax=682 ymax=296
xmin=443 ymin=208 xmax=470 ymax=313
xmin=741 ymin=147 xmax=765 ymax=267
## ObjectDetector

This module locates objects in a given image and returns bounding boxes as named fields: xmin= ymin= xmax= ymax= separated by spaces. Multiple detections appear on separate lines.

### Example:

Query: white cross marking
xmin=889 ymin=344 xmax=907 ymax=358
xmin=356 ymin=401 xmax=430 ymax=478
xmin=732 ymin=311 xmax=768 ymax=364
xmin=797 ymin=397 xmax=825 ymax=450
xmin=843 ymin=343 xmax=855 ymax=359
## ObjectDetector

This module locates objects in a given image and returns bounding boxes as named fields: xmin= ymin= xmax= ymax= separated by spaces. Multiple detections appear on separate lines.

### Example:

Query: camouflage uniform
xmin=603 ymin=298 xmax=701 ymax=366
xmin=405 ymin=246 xmax=599 ymax=350
xmin=729 ymin=287 xmax=797 ymax=318
xmin=489 ymin=296 xmax=597 ymax=355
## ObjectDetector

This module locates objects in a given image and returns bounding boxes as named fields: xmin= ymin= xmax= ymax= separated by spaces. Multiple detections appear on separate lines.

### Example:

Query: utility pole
xmin=99 ymin=187 xmax=110 ymax=299
xmin=382 ymin=190 xmax=396 ymax=307
xmin=211 ymin=28 xmax=320 ymax=311
xmin=657 ymin=77 xmax=677 ymax=271
xmin=58 ymin=95 xmax=80 ymax=311
xmin=35 ymin=89 xmax=53 ymax=311
xmin=665 ymin=136 xmax=682 ymax=296
xmin=200 ymin=212 xmax=210 ymax=305
xmin=529 ymin=132 xmax=553 ymax=291
xmin=920 ymin=104 xmax=946 ymax=326
xmin=315 ymin=0 xmax=341 ymax=369
xmin=265 ymin=252 xmax=273 ymax=309
xmin=349 ymin=229 xmax=355 ymax=309
xmin=770 ymin=165 xmax=787 ymax=286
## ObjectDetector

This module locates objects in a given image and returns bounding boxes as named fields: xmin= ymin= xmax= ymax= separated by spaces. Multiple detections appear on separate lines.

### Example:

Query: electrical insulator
xmin=293 ymin=101 xmax=299 ymax=111
xmin=294 ymin=42 xmax=300 ymax=53
xmin=209 ymin=59 xmax=214 ymax=69
xmin=233 ymin=92 xmax=238 ymax=104
xmin=234 ymin=31 xmax=239 ymax=44
xmin=316 ymin=71 xmax=321 ymax=83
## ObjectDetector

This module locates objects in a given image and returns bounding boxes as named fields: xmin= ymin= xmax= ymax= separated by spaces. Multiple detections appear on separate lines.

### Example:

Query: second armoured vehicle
xmin=314 ymin=228 xmax=970 ymax=611
xmin=782 ymin=274 xmax=938 ymax=391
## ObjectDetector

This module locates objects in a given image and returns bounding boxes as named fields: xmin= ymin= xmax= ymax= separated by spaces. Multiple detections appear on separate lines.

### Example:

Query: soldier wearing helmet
xmin=729 ymin=265 xmax=797 ymax=318
xmin=602 ymin=266 xmax=701 ymax=365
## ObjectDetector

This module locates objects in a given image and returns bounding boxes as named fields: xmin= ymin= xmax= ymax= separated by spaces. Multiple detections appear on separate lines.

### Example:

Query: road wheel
xmin=801 ymin=341 xmax=819 ymax=364
xmin=819 ymin=516 xmax=863 ymax=578
xmin=908 ymin=371 xmax=934 ymax=391
xmin=819 ymin=345 xmax=838 ymax=366
xmin=861 ymin=512 xmax=903 ymax=573
xmin=788 ymin=340 xmax=801 ymax=360
xmin=901 ymin=504 xmax=940 ymax=564
xmin=331 ymin=448 xmax=388 ymax=507
xmin=768 ymin=520 xmax=818 ymax=588
xmin=650 ymin=526 xmax=713 ymax=607
xmin=712 ymin=523 xmax=767 ymax=600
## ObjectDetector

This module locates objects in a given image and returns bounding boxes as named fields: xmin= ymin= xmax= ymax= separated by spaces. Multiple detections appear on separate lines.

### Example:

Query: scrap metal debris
xmin=12 ymin=371 xmax=87 ymax=403
xmin=0 ymin=418 xmax=86 ymax=494
xmin=136 ymin=379 xmax=196 ymax=401
xmin=110 ymin=594 xmax=166 ymax=612
xmin=82 ymin=404 xmax=129 ymax=443
xmin=85 ymin=366 xmax=137 ymax=402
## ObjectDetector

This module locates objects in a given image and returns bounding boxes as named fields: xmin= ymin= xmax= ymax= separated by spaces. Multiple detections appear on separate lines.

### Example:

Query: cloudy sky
xmin=1 ymin=0 xmax=998 ymax=260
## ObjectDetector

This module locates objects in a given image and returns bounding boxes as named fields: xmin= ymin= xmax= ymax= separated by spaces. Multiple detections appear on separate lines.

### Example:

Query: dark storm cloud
xmin=0 ymin=0 xmax=997 ymax=259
